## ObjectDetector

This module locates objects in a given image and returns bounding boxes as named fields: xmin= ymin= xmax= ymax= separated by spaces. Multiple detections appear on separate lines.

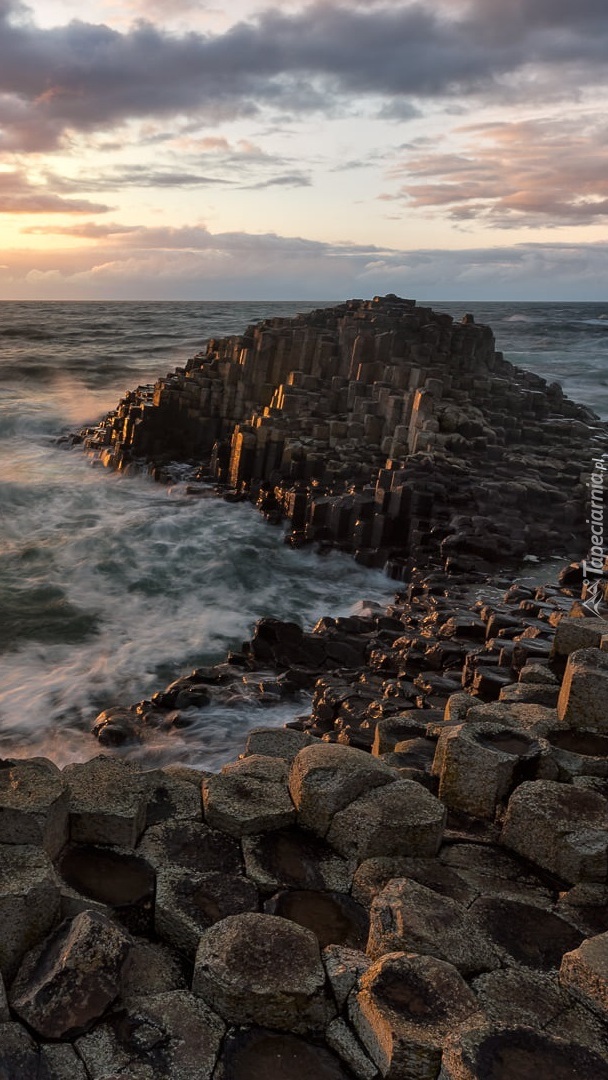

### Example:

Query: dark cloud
xmin=384 ymin=116 xmax=608 ymax=227
xmin=0 ymin=0 xmax=607 ymax=151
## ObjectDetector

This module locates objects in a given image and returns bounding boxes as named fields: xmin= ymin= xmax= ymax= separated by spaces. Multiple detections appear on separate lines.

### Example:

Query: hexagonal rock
xmin=214 ymin=1027 xmax=355 ymax=1080
xmin=434 ymin=722 xmax=546 ymax=820
xmin=467 ymin=896 xmax=583 ymax=971
xmin=143 ymin=768 xmax=202 ymax=826
xmin=560 ymin=931 xmax=608 ymax=1020
xmin=325 ymin=1018 xmax=379 ymax=1080
xmin=192 ymin=912 xmax=335 ymax=1033
xmin=264 ymin=889 xmax=369 ymax=950
xmin=202 ymin=755 xmax=295 ymax=837
xmin=0 ymin=976 xmax=7 ymax=1023
xmin=243 ymin=727 xmax=315 ymax=762
xmin=137 ymin=819 xmax=242 ymax=875
xmin=349 ymin=952 xmax=481 ymax=1080
xmin=121 ymin=937 xmax=188 ymax=1001
xmin=352 ymin=857 xmax=476 ymax=911
xmin=57 ymin=845 xmax=156 ymax=935
xmin=242 ymin=826 xmax=352 ymax=895
xmin=323 ymin=945 xmax=372 ymax=1010
xmin=155 ymin=867 xmax=259 ymax=955
xmin=501 ymin=780 xmax=608 ymax=883
xmin=288 ymin=743 xmax=395 ymax=837
xmin=76 ymin=991 xmax=225 ymax=1080
xmin=464 ymin=702 xmax=558 ymax=733
xmin=326 ymin=781 xmax=446 ymax=863
xmin=557 ymin=648 xmax=608 ymax=733
xmin=472 ymin=968 xmax=571 ymax=1030
xmin=10 ymin=910 xmax=132 ymax=1040
xmin=440 ymin=1021 xmax=608 ymax=1080
xmin=41 ymin=1042 xmax=89 ymax=1080
xmin=367 ymin=879 xmax=500 ymax=977
xmin=0 ymin=757 xmax=69 ymax=858
xmin=552 ymin=618 xmax=608 ymax=659
xmin=63 ymin=755 xmax=149 ymax=848
xmin=0 ymin=845 xmax=60 ymax=982
xmin=0 ymin=1022 xmax=50 ymax=1080
xmin=438 ymin=842 xmax=553 ymax=908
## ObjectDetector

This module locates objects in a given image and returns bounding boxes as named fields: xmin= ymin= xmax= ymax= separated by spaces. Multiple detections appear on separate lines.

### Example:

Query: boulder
xmin=440 ymin=1021 xmax=608 ymax=1080
xmin=434 ymin=722 xmax=546 ymax=820
xmin=214 ymin=1027 xmax=356 ymax=1080
xmin=63 ymin=756 xmax=149 ymax=848
xmin=367 ymin=878 xmax=500 ymax=977
xmin=289 ymin=743 xmax=395 ymax=837
xmin=552 ymin=618 xmax=608 ymax=659
xmin=557 ymin=648 xmax=608 ymax=733
xmin=202 ymin=755 xmax=295 ymax=836
xmin=10 ymin=910 xmax=132 ymax=1039
xmin=192 ymin=912 xmax=335 ymax=1033
xmin=501 ymin=780 xmax=608 ymax=883
xmin=560 ymin=931 xmax=608 ymax=1021
xmin=0 ymin=845 xmax=60 ymax=982
xmin=0 ymin=758 xmax=68 ymax=858
xmin=326 ymin=780 xmax=445 ymax=863
xmin=243 ymin=727 xmax=315 ymax=762
xmin=75 ymin=990 xmax=225 ymax=1080
xmin=350 ymin=952 xmax=481 ymax=1080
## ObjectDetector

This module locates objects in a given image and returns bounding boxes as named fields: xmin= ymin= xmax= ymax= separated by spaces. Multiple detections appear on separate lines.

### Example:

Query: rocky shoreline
xmin=2 ymin=296 xmax=608 ymax=1077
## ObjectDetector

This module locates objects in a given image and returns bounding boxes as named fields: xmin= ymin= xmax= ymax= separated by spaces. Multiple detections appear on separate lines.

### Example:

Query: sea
xmin=1 ymin=299 xmax=607 ymax=770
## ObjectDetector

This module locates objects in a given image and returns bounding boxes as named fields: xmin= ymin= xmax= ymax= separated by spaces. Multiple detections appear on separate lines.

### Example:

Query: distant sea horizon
xmin=1 ymin=298 xmax=607 ymax=770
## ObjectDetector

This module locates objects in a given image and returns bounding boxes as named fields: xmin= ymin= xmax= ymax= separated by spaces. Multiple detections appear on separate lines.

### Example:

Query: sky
xmin=0 ymin=0 xmax=607 ymax=300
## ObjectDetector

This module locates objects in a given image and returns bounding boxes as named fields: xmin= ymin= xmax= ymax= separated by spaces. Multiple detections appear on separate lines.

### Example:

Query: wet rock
xmin=557 ymin=647 xmax=608 ymax=732
xmin=434 ymin=722 xmax=546 ymax=820
xmin=155 ymin=867 xmax=259 ymax=955
xmin=326 ymin=780 xmax=446 ymax=863
xmin=192 ymin=912 xmax=335 ymax=1033
xmin=350 ymin=952 xmax=481 ymax=1080
xmin=0 ymin=757 xmax=68 ymax=858
xmin=76 ymin=990 xmax=225 ymax=1080
xmin=265 ymin=889 xmax=369 ymax=950
xmin=63 ymin=756 xmax=149 ymax=848
xmin=323 ymin=945 xmax=372 ymax=1010
xmin=10 ymin=910 xmax=132 ymax=1039
xmin=440 ymin=1021 xmax=608 ymax=1080
xmin=214 ymin=1027 xmax=356 ymax=1080
xmin=289 ymin=743 xmax=395 ymax=837
xmin=501 ymin=780 xmax=608 ymax=883
xmin=242 ymin=826 xmax=352 ymax=894
xmin=560 ymin=931 xmax=608 ymax=1021
xmin=0 ymin=845 xmax=60 ymax=983
xmin=57 ymin=844 xmax=155 ymax=934
xmin=202 ymin=755 xmax=295 ymax=836
xmin=367 ymin=878 xmax=500 ymax=976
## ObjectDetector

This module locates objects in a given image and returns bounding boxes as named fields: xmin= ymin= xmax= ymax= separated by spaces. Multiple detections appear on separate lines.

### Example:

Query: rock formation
xmin=79 ymin=295 xmax=607 ymax=575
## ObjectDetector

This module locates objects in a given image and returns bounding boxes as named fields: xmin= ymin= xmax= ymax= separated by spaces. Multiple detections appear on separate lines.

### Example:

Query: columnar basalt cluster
xmin=80 ymin=296 xmax=607 ymax=573
xmin=2 ymin=605 xmax=608 ymax=1079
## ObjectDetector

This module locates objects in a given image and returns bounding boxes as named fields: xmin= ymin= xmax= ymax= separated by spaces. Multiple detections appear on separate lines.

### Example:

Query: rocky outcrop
xmin=78 ymin=295 xmax=607 ymax=576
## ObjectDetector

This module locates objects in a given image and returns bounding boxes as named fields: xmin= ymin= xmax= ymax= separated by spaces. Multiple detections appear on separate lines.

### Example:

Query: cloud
xmin=0 ymin=168 xmax=111 ymax=212
xmin=1 ymin=0 xmax=607 ymax=151
xmin=3 ymin=218 xmax=608 ymax=300
xmin=384 ymin=115 xmax=608 ymax=227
